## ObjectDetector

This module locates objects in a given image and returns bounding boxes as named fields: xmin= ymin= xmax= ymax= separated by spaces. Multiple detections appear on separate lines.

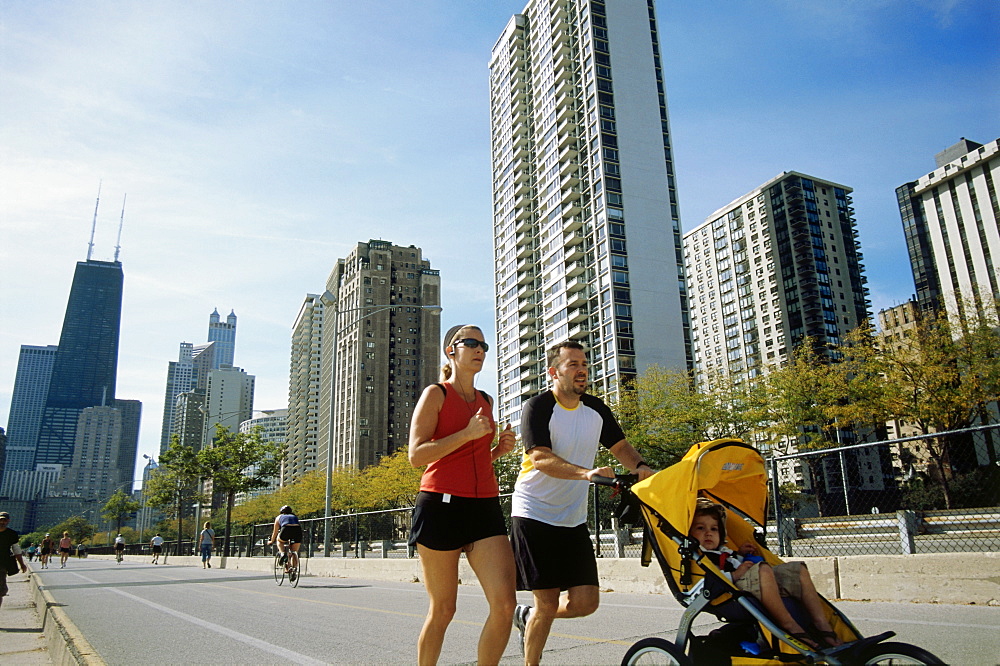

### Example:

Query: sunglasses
xmin=454 ymin=338 xmax=490 ymax=352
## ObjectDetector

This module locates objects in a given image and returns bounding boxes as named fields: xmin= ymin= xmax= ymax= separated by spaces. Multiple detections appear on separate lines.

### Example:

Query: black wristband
xmin=635 ymin=460 xmax=648 ymax=469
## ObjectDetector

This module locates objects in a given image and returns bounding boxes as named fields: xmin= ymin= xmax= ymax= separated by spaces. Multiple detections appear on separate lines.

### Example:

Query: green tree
xmin=144 ymin=436 xmax=203 ymax=555
xmin=51 ymin=515 xmax=96 ymax=545
xmin=101 ymin=489 xmax=141 ymax=536
xmin=197 ymin=424 xmax=283 ymax=558
xmin=841 ymin=306 xmax=1000 ymax=508
xmin=612 ymin=365 xmax=768 ymax=469
xmin=356 ymin=449 xmax=422 ymax=510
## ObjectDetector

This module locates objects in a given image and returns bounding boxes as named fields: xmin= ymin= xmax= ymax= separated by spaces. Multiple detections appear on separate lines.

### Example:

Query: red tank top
xmin=419 ymin=383 xmax=499 ymax=498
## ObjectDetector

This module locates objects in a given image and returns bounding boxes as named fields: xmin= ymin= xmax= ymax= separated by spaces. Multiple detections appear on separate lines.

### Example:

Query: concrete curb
xmin=28 ymin=568 xmax=104 ymax=666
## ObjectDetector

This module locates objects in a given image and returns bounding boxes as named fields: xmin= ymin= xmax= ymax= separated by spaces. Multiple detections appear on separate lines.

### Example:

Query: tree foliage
xmin=143 ymin=436 xmax=203 ymax=545
xmin=101 ymin=489 xmax=141 ymax=535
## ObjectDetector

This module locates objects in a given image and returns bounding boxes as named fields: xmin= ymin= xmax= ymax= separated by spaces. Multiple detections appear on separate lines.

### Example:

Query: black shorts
xmin=41 ymin=548 xmax=51 ymax=555
xmin=152 ymin=545 xmax=162 ymax=553
xmin=510 ymin=516 xmax=598 ymax=591
xmin=60 ymin=547 xmax=71 ymax=554
xmin=278 ymin=524 xmax=303 ymax=543
xmin=114 ymin=544 xmax=124 ymax=551
xmin=408 ymin=492 xmax=507 ymax=551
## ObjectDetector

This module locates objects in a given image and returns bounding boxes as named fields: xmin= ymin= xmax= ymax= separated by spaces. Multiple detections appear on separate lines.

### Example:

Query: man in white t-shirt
xmin=510 ymin=341 xmax=654 ymax=664
xmin=150 ymin=534 xmax=164 ymax=564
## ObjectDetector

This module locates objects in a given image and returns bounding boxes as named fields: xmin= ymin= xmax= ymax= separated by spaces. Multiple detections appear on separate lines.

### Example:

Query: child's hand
xmin=732 ymin=560 xmax=754 ymax=581
xmin=738 ymin=541 xmax=757 ymax=556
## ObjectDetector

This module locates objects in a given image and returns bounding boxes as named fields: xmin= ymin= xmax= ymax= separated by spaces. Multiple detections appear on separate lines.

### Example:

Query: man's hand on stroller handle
xmin=587 ymin=466 xmax=617 ymax=485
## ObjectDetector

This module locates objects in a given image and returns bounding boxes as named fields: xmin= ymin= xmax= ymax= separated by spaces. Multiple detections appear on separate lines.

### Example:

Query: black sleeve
xmin=520 ymin=392 xmax=556 ymax=452
xmin=582 ymin=394 xmax=626 ymax=449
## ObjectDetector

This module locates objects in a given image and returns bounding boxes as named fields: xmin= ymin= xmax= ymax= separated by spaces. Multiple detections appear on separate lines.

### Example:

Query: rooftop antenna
xmin=87 ymin=180 xmax=102 ymax=261
xmin=114 ymin=193 xmax=126 ymax=262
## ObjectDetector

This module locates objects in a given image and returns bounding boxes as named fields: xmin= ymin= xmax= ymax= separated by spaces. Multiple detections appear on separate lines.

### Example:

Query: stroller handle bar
xmin=590 ymin=475 xmax=620 ymax=488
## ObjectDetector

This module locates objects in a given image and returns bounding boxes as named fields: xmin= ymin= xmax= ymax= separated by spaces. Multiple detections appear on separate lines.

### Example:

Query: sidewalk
xmin=0 ymin=571 xmax=51 ymax=664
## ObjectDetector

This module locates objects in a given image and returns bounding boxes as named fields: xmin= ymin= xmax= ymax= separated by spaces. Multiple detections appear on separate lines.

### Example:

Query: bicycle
xmin=115 ymin=548 xmax=124 ymax=564
xmin=273 ymin=540 xmax=300 ymax=588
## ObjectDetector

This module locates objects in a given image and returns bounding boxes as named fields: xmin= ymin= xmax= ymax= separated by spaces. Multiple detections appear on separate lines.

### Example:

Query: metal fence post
xmin=897 ymin=510 xmax=917 ymax=554
xmin=779 ymin=517 xmax=796 ymax=557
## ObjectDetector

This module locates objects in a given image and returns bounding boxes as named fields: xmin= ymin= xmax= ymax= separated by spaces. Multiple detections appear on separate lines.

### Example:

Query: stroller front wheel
xmin=857 ymin=641 xmax=945 ymax=665
xmin=621 ymin=637 xmax=692 ymax=666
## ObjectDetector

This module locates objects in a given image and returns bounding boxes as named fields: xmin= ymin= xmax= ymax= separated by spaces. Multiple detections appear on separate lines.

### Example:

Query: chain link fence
xmin=103 ymin=427 xmax=996 ymax=561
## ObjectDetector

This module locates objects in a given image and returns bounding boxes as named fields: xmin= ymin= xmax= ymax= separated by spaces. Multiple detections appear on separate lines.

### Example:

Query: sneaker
xmin=513 ymin=604 xmax=531 ymax=655
xmin=288 ymin=571 xmax=297 ymax=582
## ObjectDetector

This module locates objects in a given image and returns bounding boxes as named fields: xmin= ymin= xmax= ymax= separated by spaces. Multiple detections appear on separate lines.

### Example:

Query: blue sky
xmin=1 ymin=1 xmax=997 ymax=478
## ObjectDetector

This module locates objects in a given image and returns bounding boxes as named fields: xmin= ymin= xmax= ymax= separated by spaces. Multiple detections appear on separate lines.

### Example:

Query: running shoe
xmin=513 ymin=604 xmax=531 ymax=656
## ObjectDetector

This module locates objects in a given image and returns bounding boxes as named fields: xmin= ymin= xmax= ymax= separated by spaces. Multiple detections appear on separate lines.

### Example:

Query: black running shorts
xmin=278 ymin=524 xmax=303 ymax=543
xmin=510 ymin=516 xmax=598 ymax=591
xmin=408 ymin=492 xmax=507 ymax=551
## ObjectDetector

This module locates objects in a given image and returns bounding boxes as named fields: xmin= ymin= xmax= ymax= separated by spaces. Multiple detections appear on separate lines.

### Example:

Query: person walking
xmin=199 ymin=522 xmax=215 ymax=568
xmin=150 ymin=533 xmax=164 ymax=564
xmin=40 ymin=534 xmax=53 ymax=569
xmin=510 ymin=341 xmax=654 ymax=665
xmin=407 ymin=324 xmax=517 ymax=666
xmin=58 ymin=531 xmax=72 ymax=568
xmin=1 ymin=511 xmax=29 ymax=610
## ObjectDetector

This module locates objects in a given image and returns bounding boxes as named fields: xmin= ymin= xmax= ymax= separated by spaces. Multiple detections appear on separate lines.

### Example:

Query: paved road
xmin=31 ymin=559 xmax=1000 ymax=665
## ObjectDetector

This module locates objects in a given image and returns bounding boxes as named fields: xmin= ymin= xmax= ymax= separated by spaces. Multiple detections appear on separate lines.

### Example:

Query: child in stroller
xmin=690 ymin=498 xmax=840 ymax=650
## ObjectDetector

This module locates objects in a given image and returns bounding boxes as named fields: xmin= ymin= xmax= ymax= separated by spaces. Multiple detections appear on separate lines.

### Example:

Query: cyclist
xmin=114 ymin=534 xmax=125 ymax=562
xmin=268 ymin=505 xmax=302 ymax=581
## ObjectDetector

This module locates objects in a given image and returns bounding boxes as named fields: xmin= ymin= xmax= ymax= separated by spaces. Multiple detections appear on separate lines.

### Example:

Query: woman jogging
xmin=407 ymin=324 xmax=517 ymax=666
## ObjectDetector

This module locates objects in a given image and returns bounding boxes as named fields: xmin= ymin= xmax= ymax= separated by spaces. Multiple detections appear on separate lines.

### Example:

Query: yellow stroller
xmin=618 ymin=438 xmax=944 ymax=665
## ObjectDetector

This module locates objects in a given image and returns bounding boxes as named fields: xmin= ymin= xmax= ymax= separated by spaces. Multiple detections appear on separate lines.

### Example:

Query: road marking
xmin=849 ymin=616 xmax=999 ymax=630
xmin=203 ymin=581 xmax=635 ymax=646
xmin=69 ymin=572 xmax=325 ymax=665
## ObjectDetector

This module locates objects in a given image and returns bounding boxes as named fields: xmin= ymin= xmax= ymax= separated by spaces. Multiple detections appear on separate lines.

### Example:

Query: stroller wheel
xmin=621 ymin=637 xmax=692 ymax=666
xmin=856 ymin=641 xmax=945 ymax=665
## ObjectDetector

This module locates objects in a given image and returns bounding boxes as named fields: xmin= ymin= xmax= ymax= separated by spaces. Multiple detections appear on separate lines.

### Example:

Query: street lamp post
xmin=318 ymin=293 xmax=441 ymax=556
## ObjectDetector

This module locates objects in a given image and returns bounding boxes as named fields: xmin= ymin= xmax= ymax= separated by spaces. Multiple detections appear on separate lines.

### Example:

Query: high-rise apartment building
xmin=683 ymin=172 xmax=871 ymax=385
xmin=896 ymin=137 xmax=999 ymax=318
xmin=237 ymin=408 xmax=286 ymax=502
xmin=318 ymin=240 xmax=440 ymax=470
xmin=202 ymin=365 xmax=255 ymax=448
xmin=490 ymin=0 xmax=689 ymax=425
xmin=286 ymin=294 xmax=324 ymax=485
xmin=3 ymin=345 xmax=58 ymax=472
xmin=35 ymin=259 xmax=125 ymax=467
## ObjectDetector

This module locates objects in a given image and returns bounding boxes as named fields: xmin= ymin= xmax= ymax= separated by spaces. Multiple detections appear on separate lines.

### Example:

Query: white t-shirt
xmin=512 ymin=391 xmax=624 ymax=527
xmin=114 ymin=536 xmax=125 ymax=545
xmin=151 ymin=536 xmax=164 ymax=547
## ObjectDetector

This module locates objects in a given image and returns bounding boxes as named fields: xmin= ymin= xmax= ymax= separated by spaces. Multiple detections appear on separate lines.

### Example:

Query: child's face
xmin=689 ymin=514 xmax=721 ymax=550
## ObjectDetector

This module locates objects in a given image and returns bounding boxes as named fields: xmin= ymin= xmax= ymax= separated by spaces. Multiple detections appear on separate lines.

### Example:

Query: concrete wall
xmin=102 ymin=551 xmax=1000 ymax=606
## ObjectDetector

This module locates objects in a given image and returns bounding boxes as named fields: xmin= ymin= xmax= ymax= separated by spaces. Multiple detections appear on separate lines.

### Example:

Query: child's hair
xmin=693 ymin=497 xmax=727 ymax=544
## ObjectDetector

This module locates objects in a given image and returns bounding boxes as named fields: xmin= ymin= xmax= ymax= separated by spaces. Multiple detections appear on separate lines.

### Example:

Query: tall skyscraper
xmin=318 ymin=240 xmax=440 ymax=470
xmin=159 ymin=310 xmax=236 ymax=453
xmin=683 ymin=172 xmax=870 ymax=385
xmin=208 ymin=308 xmax=238 ymax=368
xmin=35 ymin=259 xmax=125 ymax=467
xmin=285 ymin=294 xmax=324 ymax=485
xmin=3 ymin=345 xmax=58 ymax=472
xmin=490 ymin=0 xmax=689 ymax=426
xmin=896 ymin=137 xmax=999 ymax=318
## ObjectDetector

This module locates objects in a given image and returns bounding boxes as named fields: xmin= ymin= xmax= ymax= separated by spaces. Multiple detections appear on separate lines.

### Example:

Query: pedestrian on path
xmin=199 ymin=522 xmax=215 ymax=568
xmin=58 ymin=532 xmax=72 ymax=568
xmin=40 ymin=534 xmax=52 ymax=569
xmin=150 ymin=534 xmax=164 ymax=564
xmin=1 ymin=510 xmax=29 ymax=610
